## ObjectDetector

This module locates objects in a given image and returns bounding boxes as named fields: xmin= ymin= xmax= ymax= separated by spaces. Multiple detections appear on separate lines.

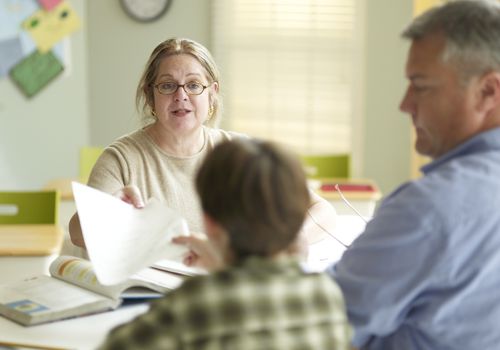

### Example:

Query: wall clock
xmin=120 ymin=0 xmax=172 ymax=23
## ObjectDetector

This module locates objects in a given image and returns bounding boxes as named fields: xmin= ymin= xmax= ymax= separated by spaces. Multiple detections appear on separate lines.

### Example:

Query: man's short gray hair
xmin=402 ymin=0 xmax=500 ymax=82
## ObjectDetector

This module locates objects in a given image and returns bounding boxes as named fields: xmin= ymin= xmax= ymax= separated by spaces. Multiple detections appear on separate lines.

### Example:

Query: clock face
xmin=120 ymin=0 xmax=172 ymax=22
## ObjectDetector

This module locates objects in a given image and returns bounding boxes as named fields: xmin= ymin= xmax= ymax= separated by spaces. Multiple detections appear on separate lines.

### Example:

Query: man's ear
xmin=476 ymin=71 xmax=500 ymax=115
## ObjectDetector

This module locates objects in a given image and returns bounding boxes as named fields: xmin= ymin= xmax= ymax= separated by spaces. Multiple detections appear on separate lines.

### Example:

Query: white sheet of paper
xmin=72 ymin=182 xmax=189 ymax=285
xmin=306 ymin=215 xmax=367 ymax=271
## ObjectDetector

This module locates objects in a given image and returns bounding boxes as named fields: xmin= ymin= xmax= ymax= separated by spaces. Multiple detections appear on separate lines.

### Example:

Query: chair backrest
xmin=301 ymin=154 xmax=351 ymax=179
xmin=79 ymin=146 xmax=104 ymax=183
xmin=0 ymin=191 xmax=59 ymax=224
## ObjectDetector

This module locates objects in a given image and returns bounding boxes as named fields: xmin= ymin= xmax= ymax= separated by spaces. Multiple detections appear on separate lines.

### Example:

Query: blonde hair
xmin=136 ymin=38 xmax=222 ymax=126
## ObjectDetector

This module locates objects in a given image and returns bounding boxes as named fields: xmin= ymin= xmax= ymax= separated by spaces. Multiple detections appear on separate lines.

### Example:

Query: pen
xmin=0 ymin=341 xmax=69 ymax=350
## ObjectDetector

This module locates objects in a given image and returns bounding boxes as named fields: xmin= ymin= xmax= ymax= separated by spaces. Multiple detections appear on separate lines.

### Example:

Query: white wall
xmin=362 ymin=0 xmax=413 ymax=195
xmin=1 ymin=0 xmax=413 ymax=197
xmin=86 ymin=0 xmax=211 ymax=146
xmin=0 ymin=0 xmax=88 ymax=190
xmin=0 ymin=0 xmax=211 ymax=190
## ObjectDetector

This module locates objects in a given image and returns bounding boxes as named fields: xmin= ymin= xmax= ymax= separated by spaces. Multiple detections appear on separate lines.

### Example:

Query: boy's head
xmin=196 ymin=139 xmax=310 ymax=260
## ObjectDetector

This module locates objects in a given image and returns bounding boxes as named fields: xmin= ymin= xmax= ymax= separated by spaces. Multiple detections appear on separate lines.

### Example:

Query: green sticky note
xmin=9 ymin=50 xmax=64 ymax=98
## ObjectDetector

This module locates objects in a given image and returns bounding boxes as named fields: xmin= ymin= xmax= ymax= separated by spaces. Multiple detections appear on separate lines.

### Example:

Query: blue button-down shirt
xmin=328 ymin=127 xmax=500 ymax=350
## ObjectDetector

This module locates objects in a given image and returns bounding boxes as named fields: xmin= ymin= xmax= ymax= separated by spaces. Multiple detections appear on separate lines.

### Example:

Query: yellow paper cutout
xmin=413 ymin=0 xmax=443 ymax=16
xmin=22 ymin=0 xmax=80 ymax=53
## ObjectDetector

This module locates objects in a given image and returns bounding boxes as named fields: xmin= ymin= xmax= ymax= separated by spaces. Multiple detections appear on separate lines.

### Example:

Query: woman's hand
xmin=69 ymin=185 xmax=145 ymax=248
xmin=69 ymin=213 xmax=86 ymax=248
xmin=113 ymin=185 xmax=145 ymax=208
xmin=172 ymin=234 xmax=224 ymax=272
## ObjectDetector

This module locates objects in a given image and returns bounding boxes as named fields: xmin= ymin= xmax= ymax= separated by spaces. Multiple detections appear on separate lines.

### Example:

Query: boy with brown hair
xmin=99 ymin=138 xmax=351 ymax=350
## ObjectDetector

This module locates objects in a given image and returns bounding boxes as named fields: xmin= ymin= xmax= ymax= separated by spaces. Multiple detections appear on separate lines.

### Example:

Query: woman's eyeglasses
xmin=152 ymin=81 xmax=212 ymax=95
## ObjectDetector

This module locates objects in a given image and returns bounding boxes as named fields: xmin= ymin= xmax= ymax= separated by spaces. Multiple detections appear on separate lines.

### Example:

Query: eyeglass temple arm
xmin=334 ymin=184 xmax=368 ymax=224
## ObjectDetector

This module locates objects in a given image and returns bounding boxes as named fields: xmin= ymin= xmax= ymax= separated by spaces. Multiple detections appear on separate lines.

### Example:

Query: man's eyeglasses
xmin=307 ymin=184 xmax=368 ymax=249
xmin=152 ymin=81 xmax=211 ymax=95
xmin=334 ymin=184 xmax=368 ymax=224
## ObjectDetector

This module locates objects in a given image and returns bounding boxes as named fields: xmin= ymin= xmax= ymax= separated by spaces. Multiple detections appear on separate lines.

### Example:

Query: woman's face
xmin=152 ymin=54 xmax=217 ymax=136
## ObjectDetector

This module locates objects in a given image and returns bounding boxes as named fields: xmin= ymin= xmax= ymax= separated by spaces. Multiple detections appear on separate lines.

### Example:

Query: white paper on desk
xmin=306 ymin=215 xmax=368 ymax=271
xmin=72 ymin=182 xmax=189 ymax=286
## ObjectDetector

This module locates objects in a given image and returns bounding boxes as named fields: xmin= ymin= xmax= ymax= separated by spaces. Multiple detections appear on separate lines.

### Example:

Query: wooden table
xmin=0 ymin=255 xmax=147 ymax=350
xmin=0 ymin=215 xmax=366 ymax=349
xmin=0 ymin=225 xmax=63 ymax=255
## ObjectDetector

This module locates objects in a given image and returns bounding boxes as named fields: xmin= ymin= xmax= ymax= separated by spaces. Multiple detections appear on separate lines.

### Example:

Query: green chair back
xmin=0 ymin=191 xmax=59 ymax=224
xmin=301 ymin=154 xmax=351 ymax=179
xmin=80 ymin=146 xmax=104 ymax=183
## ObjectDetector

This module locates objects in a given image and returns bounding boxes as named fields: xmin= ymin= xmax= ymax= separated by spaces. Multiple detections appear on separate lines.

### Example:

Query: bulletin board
xmin=0 ymin=0 xmax=81 ymax=98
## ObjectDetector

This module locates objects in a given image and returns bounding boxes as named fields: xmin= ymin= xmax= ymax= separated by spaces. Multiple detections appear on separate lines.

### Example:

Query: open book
xmin=0 ymin=255 xmax=184 ymax=326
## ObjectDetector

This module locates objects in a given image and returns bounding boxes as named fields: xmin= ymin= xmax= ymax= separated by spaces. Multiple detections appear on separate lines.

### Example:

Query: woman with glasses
xmin=69 ymin=38 xmax=337 ymax=261
xmin=69 ymin=37 xmax=240 ymax=248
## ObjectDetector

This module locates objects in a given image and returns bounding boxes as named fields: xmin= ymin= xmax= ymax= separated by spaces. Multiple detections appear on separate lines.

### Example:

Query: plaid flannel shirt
xmin=99 ymin=256 xmax=352 ymax=350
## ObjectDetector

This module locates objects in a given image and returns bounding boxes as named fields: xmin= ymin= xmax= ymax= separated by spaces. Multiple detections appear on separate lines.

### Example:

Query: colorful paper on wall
xmin=0 ymin=0 xmax=39 ymax=41
xmin=22 ymin=0 xmax=80 ymax=53
xmin=37 ymin=0 xmax=62 ymax=11
xmin=0 ymin=36 xmax=24 ymax=77
xmin=9 ymin=50 xmax=64 ymax=98
xmin=0 ymin=0 xmax=67 ymax=64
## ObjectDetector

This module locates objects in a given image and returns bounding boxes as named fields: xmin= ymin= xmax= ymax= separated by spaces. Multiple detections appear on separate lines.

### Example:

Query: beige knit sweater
xmin=88 ymin=126 xmax=244 ymax=234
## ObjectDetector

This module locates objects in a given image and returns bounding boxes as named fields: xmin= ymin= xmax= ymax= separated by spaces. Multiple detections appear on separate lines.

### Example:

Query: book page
xmin=129 ymin=268 xmax=184 ymax=294
xmin=50 ymin=255 xmax=182 ymax=300
xmin=49 ymin=255 xmax=121 ymax=299
xmin=0 ymin=275 xmax=118 ymax=326
xmin=152 ymin=259 xmax=206 ymax=277
xmin=72 ymin=182 xmax=189 ymax=285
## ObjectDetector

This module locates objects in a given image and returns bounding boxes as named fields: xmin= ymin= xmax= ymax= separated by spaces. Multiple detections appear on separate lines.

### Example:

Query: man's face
xmin=400 ymin=34 xmax=479 ymax=159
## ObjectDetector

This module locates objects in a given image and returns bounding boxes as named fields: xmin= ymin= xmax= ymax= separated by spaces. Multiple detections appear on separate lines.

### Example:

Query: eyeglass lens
xmin=156 ymin=82 xmax=205 ymax=95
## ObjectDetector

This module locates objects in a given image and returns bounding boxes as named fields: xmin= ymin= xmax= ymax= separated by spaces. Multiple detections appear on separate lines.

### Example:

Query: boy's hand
xmin=172 ymin=234 xmax=224 ymax=271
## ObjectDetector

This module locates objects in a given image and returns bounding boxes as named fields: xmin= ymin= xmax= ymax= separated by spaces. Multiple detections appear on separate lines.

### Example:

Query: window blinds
xmin=211 ymin=0 xmax=359 ymax=155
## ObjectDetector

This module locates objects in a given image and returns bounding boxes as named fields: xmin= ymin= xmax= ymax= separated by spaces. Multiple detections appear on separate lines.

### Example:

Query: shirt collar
xmin=422 ymin=127 xmax=500 ymax=175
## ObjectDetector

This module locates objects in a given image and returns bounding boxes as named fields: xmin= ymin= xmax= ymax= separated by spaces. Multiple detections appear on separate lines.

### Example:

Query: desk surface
xmin=0 ymin=255 xmax=149 ymax=350
xmin=0 ymin=216 xmax=367 ymax=349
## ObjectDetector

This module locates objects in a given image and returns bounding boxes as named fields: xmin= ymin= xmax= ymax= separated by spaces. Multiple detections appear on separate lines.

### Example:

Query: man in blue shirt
xmin=328 ymin=1 xmax=500 ymax=349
